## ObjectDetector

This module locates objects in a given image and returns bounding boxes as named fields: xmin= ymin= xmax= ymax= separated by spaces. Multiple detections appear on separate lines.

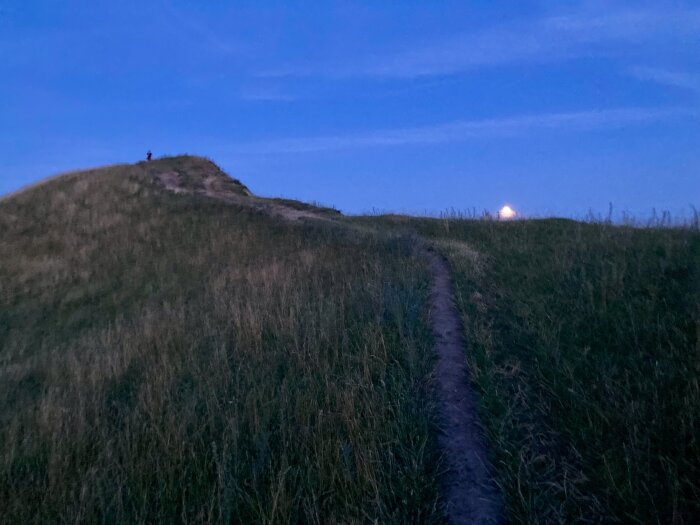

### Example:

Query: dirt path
xmin=155 ymin=171 xmax=327 ymax=222
xmin=425 ymin=248 xmax=503 ymax=525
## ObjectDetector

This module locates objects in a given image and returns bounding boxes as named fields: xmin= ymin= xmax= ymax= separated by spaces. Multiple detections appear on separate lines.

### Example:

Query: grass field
xmin=2 ymin=157 xmax=699 ymax=523
xmin=357 ymin=215 xmax=700 ymax=523
xmin=0 ymin=159 xmax=441 ymax=523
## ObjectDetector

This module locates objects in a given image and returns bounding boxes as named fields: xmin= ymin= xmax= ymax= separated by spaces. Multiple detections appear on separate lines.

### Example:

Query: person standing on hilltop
xmin=146 ymin=150 xmax=152 ymax=161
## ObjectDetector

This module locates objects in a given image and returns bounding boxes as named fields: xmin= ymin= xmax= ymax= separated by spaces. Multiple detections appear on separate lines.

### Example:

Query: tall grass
xmin=0 ymin=161 xmax=441 ymax=523
xmin=350 ymin=214 xmax=700 ymax=523
xmin=369 ymin=216 xmax=699 ymax=523
xmin=8 ymin=157 xmax=695 ymax=523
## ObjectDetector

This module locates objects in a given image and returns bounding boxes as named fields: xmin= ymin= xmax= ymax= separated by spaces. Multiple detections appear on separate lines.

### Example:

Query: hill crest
xmin=1 ymin=155 xmax=340 ymax=223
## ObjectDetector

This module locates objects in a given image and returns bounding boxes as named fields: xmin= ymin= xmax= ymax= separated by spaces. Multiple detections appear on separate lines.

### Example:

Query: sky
xmin=2 ymin=0 xmax=699 ymax=217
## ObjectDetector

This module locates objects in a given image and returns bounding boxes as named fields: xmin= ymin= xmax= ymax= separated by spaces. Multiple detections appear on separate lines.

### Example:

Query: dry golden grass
xmin=0 ymin=158 xmax=441 ymax=523
xmin=10 ymin=156 xmax=695 ymax=523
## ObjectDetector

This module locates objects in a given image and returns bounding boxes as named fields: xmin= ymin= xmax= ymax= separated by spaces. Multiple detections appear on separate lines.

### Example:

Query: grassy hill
xmin=2 ymin=156 xmax=699 ymax=523
xmin=0 ymin=157 xmax=439 ymax=523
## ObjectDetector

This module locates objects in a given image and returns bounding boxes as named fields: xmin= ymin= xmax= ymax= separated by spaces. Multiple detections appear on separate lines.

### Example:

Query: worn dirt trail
xmin=155 ymin=170 xmax=327 ymax=222
xmin=425 ymin=248 xmax=503 ymax=525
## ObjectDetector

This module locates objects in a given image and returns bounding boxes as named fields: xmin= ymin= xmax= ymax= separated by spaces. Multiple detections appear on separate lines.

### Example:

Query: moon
xmin=499 ymin=205 xmax=516 ymax=219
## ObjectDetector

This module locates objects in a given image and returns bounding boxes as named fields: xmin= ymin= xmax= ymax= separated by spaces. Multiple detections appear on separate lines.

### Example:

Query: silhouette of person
xmin=146 ymin=150 xmax=152 ymax=161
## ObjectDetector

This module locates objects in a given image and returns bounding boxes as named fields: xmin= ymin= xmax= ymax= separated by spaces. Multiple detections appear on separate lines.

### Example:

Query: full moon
xmin=499 ymin=205 xmax=517 ymax=219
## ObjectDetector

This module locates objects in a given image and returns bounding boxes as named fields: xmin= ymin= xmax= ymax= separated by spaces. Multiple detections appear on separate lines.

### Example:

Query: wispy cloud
xmin=364 ymin=8 xmax=700 ymax=78
xmin=235 ymin=107 xmax=699 ymax=154
xmin=239 ymin=87 xmax=296 ymax=102
xmin=542 ymin=9 xmax=700 ymax=40
xmin=258 ymin=7 xmax=700 ymax=79
xmin=159 ymin=0 xmax=238 ymax=56
xmin=629 ymin=66 xmax=700 ymax=93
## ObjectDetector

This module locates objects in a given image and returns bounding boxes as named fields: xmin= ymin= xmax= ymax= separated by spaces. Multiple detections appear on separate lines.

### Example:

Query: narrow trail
xmin=425 ymin=248 xmax=503 ymax=525
xmin=155 ymin=171 xmax=328 ymax=222
xmin=155 ymin=170 xmax=502 ymax=522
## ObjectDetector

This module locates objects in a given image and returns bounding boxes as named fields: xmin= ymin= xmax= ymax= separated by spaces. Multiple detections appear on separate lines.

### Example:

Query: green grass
xmin=356 ymin=215 xmax=700 ymax=523
xmin=4 ymin=156 xmax=699 ymax=523
xmin=0 ymin=160 xmax=441 ymax=523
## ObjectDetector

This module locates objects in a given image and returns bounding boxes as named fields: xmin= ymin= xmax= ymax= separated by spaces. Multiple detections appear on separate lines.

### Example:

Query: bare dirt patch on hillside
xmin=155 ymin=170 xmax=330 ymax=223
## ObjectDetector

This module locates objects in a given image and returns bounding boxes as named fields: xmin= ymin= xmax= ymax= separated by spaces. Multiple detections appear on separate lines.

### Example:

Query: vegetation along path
xmin=425 ymin=247 xmax=503 ymax=525
xmin=155 ymin=163 xmax=502 ymax=522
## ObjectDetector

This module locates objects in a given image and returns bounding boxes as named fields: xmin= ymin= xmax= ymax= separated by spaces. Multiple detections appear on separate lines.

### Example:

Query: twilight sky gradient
xmin=2 ymin=1 xmax=699 ymax=217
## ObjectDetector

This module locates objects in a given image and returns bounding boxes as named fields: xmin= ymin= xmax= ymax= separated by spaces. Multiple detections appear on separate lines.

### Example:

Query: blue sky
xmin=2 ymin=1 xmax=699 ymax=217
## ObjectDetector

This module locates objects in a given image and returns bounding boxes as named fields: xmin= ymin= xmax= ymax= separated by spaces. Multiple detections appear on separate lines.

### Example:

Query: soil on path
xmin=155 ymin=170 xmax=327 ymax=222
xmin=426 ymin=248 xmax=503 ymax=525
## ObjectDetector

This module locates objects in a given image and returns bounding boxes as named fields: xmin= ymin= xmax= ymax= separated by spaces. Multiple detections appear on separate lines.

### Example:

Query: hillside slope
xmin=0 ymin=157 xmax=440 ymax=523
xmin=5 ymin=156 xmax=697 ymax=523
xmin=353 ymin=214 xmax=700 ymax=524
